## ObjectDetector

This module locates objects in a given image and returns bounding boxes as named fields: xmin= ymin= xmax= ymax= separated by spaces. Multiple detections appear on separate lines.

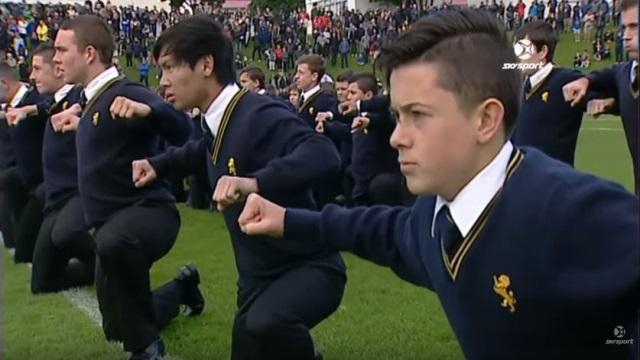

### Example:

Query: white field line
xmin=581 ymin=127 xmax=624 ymax=132
xmin=60 ymin=288 xmax=183 ymax=360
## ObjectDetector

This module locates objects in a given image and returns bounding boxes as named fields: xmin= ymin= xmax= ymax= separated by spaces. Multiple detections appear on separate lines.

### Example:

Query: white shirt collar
xmin=54 ymin=84 xmax=74 ymax=103
xmin=257 ymin=88 xmax=266 ymax=95
xmin=9 ymin=84 xmax=29 ymax=108
xmin=432 ymin=141 xmax=514 ymax=237
xmin=528 ymin=62 xmax=554 ymax=90
xmin=84 ymin=66 xmax=120 ymax=103
xmin=301 ymin=84 xmax=320 ymax=101
xmin=204 ymin=83 xmax=241 ymax=135
xmin=630 ymin=60 xmax=638 ymax=83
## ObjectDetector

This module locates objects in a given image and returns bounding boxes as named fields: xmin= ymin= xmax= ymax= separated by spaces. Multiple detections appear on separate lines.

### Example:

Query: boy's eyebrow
xmin=395 ymin=101 xmax=432 ymax=111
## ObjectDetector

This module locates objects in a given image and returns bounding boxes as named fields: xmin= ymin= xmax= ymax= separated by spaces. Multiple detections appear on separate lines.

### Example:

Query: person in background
xmin=139 ymin=57 xmax=150 ymax=87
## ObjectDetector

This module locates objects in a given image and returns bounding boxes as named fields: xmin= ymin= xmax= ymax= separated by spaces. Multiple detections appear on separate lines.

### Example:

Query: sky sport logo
xmin=502 ymin=38 xmax=544 ymax=70
xmin=605 ymin=326 xmax=634 ymax=345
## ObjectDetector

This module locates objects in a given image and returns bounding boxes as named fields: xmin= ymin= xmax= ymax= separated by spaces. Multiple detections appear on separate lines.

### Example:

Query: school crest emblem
xmin=541 ymin=91 xmax=549 ymax=103
xmin=227 ymin=157 xmax=237 ymax=176
xmin=92 ymin=112 xmax=100 ymax=126
xmin=493 ymin=274 xmax=516 ymax=313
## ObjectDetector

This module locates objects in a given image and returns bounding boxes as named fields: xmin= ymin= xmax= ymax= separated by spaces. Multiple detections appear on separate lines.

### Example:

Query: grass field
xmin=1 ymin=29 xmax=634 ymax=360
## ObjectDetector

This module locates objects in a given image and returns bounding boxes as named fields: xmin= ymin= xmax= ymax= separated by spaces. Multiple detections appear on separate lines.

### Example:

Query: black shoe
xmin=129 ymin=338 xmax=166 ymax=360
xmin=174 ymin=263 xmax=205 ymax=316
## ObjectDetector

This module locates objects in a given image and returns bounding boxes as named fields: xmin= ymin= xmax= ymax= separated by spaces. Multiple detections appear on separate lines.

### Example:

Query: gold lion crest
xmin=92 ymin=112 xmax=100 ymax=126
xmin=62 ymin=101 xmax=69 ymax=110
xmin=541 ymin=91 xmax=549 ymax=103
xmin=308 ymin=106 xmax=314 ymax=115
xmin=493 ymin=274 xmax=516 ymax=313
xmin=227 ymin=157 xmax=237 ymax=176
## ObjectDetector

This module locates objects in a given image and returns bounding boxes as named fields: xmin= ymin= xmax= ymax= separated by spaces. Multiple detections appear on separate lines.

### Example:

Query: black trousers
xmin=14 ymin=183 xmax=45 ymax=263
xmin=31 ymin=195 xmax=95 ymax=294
xmin=231 ymin=263 xmax=346 ymax=360
xmin=188 ymin=174 xmax=210 ymax=210
xmin=0 ymin=167 xmax=29 ymax=248
xmin=94 ymin=203 xmax=183 ymax=353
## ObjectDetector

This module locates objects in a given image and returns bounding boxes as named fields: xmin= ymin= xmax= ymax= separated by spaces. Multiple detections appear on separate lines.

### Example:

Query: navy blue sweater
xmin=8 ymin=88 xmax=51 ymax=187
xmin=298 ymin=89 xmax=336 ymax=128
xmin=286 ymin=147 xmax=639 ymax=359
xmin=41 ymin=87 xmax=83 ymax=211
xmin=0 ymin=108 xmax=14 ymax=170
xmin=351 ymin=111 xmax=399 ymax=199
xmin=323 ymin=107 xmax=353 ymax=167
xmin=76 ymin=78 xmax=191 ymax=227
xmin=513 ymin=67 xmax=586 ymax=166
xmin=588 ymin=62 xmax=639 ymax=194
xmin=360 ymin=94 xmax=390 ymax=113
xmin=150 ymin=91 xmax=344 ymax=289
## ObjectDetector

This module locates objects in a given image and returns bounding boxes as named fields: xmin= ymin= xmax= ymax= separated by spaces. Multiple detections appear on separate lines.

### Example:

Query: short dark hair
xmin=240 ymin=66 xmax=265 ymax=89
xmin=296 ymin=54 xmax=325 ymax=84
xmin=377 ymin=9 xmax=521 ymax=137
xmin=350 ymin=73 xmax=379 ymax=95
xmin=514 ymin=21 xmax=557 ymax=63
xmin=60 ymin=15 xmax=114 ymax=66
xmin=621 ymin=0 xmax=638 ymax=11
xmin=31 ymin=42 xmax=56 ymax=64
xmin=336 ymin=69 xmax=354 ymax=83
xmin=154 ymin=15 xmax=236 ymax=86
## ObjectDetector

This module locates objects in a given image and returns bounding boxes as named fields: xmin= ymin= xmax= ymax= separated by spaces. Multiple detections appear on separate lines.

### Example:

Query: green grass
xmin=2 ymin=30 xmax=634 ymax=359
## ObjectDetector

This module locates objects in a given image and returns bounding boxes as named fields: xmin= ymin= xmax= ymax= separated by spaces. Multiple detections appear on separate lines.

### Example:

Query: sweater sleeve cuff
xmin=148 ymin=154 xmax=170 ymax=179
xmin=284 ymin=208 xmax=322 ymax=241
xmin=253 ymin=168 xmax=275 ymax=195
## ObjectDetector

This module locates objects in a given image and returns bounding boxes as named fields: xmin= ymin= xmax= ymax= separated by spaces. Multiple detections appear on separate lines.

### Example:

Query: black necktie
xmin=299 ymin=94 xmax=305 ymax=108
xmin=434 ymin=205 xmax=464 ymax=262
xmin=78 ymin=90 xmax=88 ymax=109
xmin=524 ymin=76 xmax=532 ymax=95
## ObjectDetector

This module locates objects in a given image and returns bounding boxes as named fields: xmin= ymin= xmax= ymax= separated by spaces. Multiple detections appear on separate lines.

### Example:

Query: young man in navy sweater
xmin=1 ymin=62 xmax=49 ymax=263
xmin=238 ymin=9 xmax=639 ymax=359
xmin=132 ymin=16 xmax=345 ymax=360
xmin=294 ymin=54 xmax=336 ymax=128
xmin=239 ymin=65 xmax=295 ymax=111
xmin=53 ymin=15 xmax=203 ymax=359
xmin=15 ymin=43 xmax=95 ymax=294
xmin=347 ymin=73 xmax=402 ymax=206
xmin=563 ymin=0 xmax=639 ymax=194
xmin=295 ymin=55 xmax=342 ymax=206
xmin=512 ymin=21 xmax=588 ymax=166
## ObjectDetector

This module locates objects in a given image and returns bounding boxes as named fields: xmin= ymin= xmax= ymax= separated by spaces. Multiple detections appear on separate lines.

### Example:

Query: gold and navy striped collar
xmin=81 ymin=75 xmax=125 ymax=117
xmin=299 ymin=89 xmax=323 ymax=111
xmin=440 ymin=148 xmax=525 ymax=281
xmin=210 ymin=88 xmax=249 ymax=165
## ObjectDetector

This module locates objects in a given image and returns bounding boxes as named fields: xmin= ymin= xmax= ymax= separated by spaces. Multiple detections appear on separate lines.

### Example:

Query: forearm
xmin=284 ymin=204 xmax=431 ymax=287
xmin=253 ymin=134 xmax=341 ymax=194
xmin=149 ymin=139 xmax=208 ymax=180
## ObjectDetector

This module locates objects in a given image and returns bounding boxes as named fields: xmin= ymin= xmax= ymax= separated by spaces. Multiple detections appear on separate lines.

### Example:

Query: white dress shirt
xmin=54 ymin=84 xmax=75 ymax=103
xmin=84 ymin=66 xmax=120 ymax=103
xmin=528 ymin=62 xmax=554 ymax=90
xmin=432 ymin=141 xmax=514 ymax=237
xmin=300 ymin=84 xmax=320 ymax=104
xmin=9 ymin=84 xmax=29 ymax=108
xmin=203 ymin=83 xmax=241 ymax=135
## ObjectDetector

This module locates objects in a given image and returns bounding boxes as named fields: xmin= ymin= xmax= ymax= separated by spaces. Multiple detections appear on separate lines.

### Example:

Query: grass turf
xmin=2 ymin=29 xmax=633 ymax=359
